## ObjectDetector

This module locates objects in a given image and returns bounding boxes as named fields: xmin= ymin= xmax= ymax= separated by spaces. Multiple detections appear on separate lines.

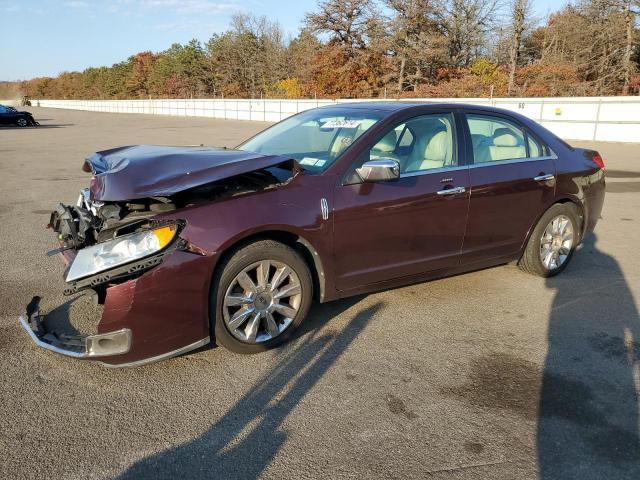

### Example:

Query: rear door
xmin=332 ymin=111 xmax=470 ymax=291
xmin=460 ymin=112 xmax=556 ymax=264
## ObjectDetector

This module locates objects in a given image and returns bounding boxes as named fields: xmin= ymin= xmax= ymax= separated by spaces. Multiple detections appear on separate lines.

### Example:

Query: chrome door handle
xmin=534 ymin=174 xmax=555 ymax=182
xmin=437 ymin=186 xmax=466 ymax=196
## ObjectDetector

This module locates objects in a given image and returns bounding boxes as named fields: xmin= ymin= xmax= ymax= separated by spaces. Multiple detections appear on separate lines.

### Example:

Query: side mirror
xmin=355 ymin=159 xmax=400 ymax=183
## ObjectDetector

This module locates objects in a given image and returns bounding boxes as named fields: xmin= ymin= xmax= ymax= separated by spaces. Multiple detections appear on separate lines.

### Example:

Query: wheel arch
xmin=550 ymin=196 xmax=585 ymax=241
xmin=212 ymin=230 xmax=327 ymax=303
xmin=520 ymin=196 xmax=585 ymax=255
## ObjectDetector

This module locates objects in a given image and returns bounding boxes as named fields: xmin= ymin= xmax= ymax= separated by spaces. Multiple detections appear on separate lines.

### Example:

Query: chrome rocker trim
xmin=100 ymin=337 xmax=210 ymax=368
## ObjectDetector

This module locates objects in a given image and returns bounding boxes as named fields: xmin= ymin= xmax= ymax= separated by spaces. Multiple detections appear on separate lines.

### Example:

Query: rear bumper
xmin=583 ymin=171 xmax=606 ymax=238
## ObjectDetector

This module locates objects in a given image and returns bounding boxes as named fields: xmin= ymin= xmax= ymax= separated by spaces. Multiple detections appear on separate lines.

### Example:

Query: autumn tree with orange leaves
xmin=2 ymin=0 xmax=639 ymax=100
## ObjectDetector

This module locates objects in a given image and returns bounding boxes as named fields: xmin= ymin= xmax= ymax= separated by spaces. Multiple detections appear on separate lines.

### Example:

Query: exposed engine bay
xmin=49 ymin=163 xmax=298 ymax=252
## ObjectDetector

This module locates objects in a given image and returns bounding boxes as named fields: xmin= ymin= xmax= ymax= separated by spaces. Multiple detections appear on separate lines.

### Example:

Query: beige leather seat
xmin=404 ymin=121 xmax=452 ymax=173
xmin=487 ymin=128 xmax=526 ymax=161
xmin=370 ymin=130 xmax=398 ymax=160
xmin=471 ymin=134 xmax=492 ymax=163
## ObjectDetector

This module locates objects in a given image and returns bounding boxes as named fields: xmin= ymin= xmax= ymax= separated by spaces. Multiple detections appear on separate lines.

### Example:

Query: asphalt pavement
xmin=1 ymin=107 xmax=639 ymax=479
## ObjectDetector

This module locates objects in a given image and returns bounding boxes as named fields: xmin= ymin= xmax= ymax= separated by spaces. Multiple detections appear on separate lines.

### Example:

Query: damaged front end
xmin=20 ymin=296 xmax=132 ymax=359
xmin=19 ymin=145 xmax=300 ymax=367
xmin=48 ymin=190 xmax=184 ymax=296
xmin=20 ymin=191 xmax=187 ymax=364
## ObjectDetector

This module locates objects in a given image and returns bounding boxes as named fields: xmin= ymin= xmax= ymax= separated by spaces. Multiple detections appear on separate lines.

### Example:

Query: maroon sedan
xmin=19 ymin=103 xmax=605 ymax=367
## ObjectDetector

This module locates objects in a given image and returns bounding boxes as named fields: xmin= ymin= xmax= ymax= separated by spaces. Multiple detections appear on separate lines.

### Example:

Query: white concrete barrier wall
xmin=21 ymin=97 xmax=640 ymax=143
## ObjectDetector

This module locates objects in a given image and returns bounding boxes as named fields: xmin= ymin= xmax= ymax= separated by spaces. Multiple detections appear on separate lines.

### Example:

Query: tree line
xmin=3 ymin=0 xmax=639 ymax=100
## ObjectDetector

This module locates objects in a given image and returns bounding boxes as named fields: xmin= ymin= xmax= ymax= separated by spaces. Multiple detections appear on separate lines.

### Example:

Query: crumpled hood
xmin=86 ymin=145 xmax=291 ymax=201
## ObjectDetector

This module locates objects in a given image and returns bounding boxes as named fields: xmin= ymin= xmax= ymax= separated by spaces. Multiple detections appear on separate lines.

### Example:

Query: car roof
xmin=317 ymin=101 xmax=516 ymax=115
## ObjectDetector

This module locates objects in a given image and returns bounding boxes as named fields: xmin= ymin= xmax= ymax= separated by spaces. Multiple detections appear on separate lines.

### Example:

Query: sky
xmin=0 ymin=0 xmax=563 ymax=81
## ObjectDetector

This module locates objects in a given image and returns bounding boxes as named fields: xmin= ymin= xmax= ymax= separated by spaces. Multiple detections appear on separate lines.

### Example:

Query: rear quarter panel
xmin=512 ymin=111 xmax=605 ymax=243
xmin=554 ymin=149 xmax=605 ymax=238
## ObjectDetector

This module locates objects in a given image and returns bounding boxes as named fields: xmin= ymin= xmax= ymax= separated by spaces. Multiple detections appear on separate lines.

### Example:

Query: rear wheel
xmin=16 ymin=117 xmax=28 ymax=127
xmin=518 ymin=203 xmax=580 ymax=277
xmin=212 ymin=240 xmax=313 ymax=354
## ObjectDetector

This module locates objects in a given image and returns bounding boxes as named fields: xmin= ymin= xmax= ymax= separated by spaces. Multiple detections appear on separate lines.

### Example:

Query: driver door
xmin=332 ymin=112 xmax=470 ymax=292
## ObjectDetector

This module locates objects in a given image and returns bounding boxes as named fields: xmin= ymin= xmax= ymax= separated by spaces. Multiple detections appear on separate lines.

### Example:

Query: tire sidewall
xmin=212 ymin=242 xmax=313 ymax=354
xmin=528 ymin=203 xmax=579 ymax=277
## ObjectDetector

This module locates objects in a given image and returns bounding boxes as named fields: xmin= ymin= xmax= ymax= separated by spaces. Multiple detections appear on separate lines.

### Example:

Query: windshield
xmin=238 ymin=107 xmax=385 ymax=172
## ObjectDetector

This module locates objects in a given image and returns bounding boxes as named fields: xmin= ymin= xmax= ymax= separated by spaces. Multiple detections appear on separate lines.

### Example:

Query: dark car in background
xmin=19 ymin=103 xmax=605 ymax=367
xmin=0 ymin=104 xmax=38 ymax=126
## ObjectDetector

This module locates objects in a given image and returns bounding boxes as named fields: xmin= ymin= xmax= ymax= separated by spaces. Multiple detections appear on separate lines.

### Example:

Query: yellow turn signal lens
xmin=151 ymin=225 xmax=177 ymax=249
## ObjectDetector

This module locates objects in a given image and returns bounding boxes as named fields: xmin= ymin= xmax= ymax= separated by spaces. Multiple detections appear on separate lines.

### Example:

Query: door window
xmin=0 ymin=105 xmax=7 ymax=114
xmin=527 ymin=134 xmax=545 ymax=158
xmin=466 ymin=114 xmax=529 ymax=164
xmin=369 ymin=114 xmax=456 ymax=174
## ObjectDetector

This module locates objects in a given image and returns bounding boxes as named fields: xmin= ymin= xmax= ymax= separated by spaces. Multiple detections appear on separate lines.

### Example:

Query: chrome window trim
xmin=398 ymin=155 xmax=557 ymax=178
xmin=468 ymin=155 xmax=557 ymax=169
xmin=400 ymin=164 xmax=468 ymax=178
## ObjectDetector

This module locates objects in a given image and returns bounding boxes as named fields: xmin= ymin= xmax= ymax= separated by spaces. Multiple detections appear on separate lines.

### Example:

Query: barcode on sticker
xmin=322 ymin=119 xmax=362 ymax=129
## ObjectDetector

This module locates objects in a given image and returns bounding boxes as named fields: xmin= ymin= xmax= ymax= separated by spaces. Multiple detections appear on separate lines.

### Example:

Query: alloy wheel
xmin=17 ymin=118 xmax=28 ymax=127
xmin=222 ymin=260 xmax=302 ymax=343
xmin=539 ymin=214 xmax=574 ymax=270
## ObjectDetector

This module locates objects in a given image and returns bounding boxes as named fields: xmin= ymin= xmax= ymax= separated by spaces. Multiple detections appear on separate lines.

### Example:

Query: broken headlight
xmin=66 ymin=224 xmax=177 ymax=282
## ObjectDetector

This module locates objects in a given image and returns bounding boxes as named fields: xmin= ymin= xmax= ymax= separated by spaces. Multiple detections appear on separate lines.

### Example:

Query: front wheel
xmin=212 ymin=240 xmax=313 ymax=354
xmin=16 ymin=117 xmax=29 ymax=127
xmin=518 ymin=203 xmax=580 ymax=277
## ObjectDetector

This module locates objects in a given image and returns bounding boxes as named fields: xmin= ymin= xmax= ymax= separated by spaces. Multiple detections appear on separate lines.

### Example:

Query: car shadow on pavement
xmin=117 ymin=300 xmax=382 ymax=480
xmin=538 ymin=234 xmax=640 ymax=478
xmin=37 ymin=293 xmax=104 ymax=338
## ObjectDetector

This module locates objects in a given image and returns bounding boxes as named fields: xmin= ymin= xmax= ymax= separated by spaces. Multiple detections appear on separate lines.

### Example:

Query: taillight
xmin=592 ymin=153 xmax=605 ymax=170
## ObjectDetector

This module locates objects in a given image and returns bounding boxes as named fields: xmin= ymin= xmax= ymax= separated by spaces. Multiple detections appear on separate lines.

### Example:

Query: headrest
xmin=372 ymin=130 xmax=397 ymax=152
xmin=471 ymin=134 xmax=488 ymax=149
xmin=424 ymin=130 xmax=450 ymax=161
xmin=413 ymin=118 xmax=445 ymax=132
xmin=492 ymin=128 xmax=520 ymax=147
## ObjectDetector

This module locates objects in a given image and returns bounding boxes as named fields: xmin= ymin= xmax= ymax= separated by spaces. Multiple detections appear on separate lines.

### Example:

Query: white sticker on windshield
xmin=300 ymin=157 xmax=320 ymax=166
xmin=322 ymin=119 xmax=362 ymax=129
xmin=315 ymin=160 xmax=327 ymax=167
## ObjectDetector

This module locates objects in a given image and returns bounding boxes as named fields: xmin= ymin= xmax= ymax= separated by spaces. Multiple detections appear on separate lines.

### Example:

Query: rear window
xmin=466 ymin=114 xmax=527 ymax=163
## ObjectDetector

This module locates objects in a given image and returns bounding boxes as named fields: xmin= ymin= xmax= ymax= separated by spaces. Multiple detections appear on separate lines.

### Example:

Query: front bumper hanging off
xmin=18 ymin=243 xmax=213 ymax=367
xmin=19 ymin=296 xmax=132 ymax=359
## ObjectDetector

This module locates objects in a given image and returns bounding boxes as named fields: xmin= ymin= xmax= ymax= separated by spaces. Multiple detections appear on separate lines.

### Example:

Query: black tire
xmin=16 ymin=117 xmax=28 ymax=127
xmin=211 ymin=240 xmax=313 ymax=354
xmin=518 ymin=203 xmax=580 ymax=277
